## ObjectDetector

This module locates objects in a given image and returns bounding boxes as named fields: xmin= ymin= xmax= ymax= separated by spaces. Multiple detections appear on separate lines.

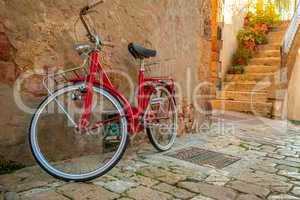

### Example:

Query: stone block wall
xmin=0 ymin=0 xmax=212 ymax=164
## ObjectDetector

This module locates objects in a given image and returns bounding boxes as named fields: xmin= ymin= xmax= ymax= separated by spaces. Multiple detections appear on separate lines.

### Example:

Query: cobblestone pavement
xmin=2 ymin=112 xmax=300 ymax=200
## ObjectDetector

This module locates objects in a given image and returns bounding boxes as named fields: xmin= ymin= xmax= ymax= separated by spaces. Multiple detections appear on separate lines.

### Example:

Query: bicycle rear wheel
xmin=144 ymin=86 xmax=177 ymax=151
xmin=29 ymin=83 xmax=128 ymax=181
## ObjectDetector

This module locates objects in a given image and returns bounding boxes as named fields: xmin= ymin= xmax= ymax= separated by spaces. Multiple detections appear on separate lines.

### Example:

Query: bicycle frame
xmin=71 ymin=50 xmax=175 ymax=136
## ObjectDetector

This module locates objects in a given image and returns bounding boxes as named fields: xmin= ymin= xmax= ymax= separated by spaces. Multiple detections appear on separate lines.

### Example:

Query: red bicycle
xmin=29 ymin=1 xmax=177 ymax=182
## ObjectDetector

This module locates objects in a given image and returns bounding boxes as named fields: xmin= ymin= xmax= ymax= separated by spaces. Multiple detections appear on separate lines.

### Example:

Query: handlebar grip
xmin=79 ymin=0 xmax=105 ymax=43
xmin=80 ymin=0 xmax=105 ymax=15
xmin=88 ymin=0 xmax=105 ymax=10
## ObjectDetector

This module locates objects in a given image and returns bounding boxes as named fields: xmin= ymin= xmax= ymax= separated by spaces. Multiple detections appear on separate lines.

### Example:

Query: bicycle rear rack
xmin=43 ymin=58 xmax=89 ymax=96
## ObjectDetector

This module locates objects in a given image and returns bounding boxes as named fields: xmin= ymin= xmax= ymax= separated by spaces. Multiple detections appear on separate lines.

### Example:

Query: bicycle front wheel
xmin=29 ymin=83 xmax=128 ymax=181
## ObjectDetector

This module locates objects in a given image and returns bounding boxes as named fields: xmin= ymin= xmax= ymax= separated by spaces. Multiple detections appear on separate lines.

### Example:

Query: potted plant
xmin=232 ymin=47 xmax=253 ymax=66
xmin=237 ymin=29 xmax=257 ymax=51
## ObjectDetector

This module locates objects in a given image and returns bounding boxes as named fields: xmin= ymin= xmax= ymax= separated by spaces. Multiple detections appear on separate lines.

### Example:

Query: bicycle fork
xmin=80 ymin=52 xmax=98 ymax=129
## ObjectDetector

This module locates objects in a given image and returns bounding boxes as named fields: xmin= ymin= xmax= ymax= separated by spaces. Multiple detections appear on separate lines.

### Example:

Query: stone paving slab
xmin=178 ymin=181 xmax=237 ymax=200
xmin=152 ymin=182 xmax=195 ymax=199
xmin=22 ymin=191 xmax=69 ymax=200
xmin=57 ymin=183 xmax=119 ymax=200
xmin=1 ymin=112 xmax=300 ymax=200
xmin=237 ymin=194 xmax=263 ymax=200
xmin=226 ymin=180 xmax=270 ymax=198
xmin=127 ymin=186 xmax=171 ymax=200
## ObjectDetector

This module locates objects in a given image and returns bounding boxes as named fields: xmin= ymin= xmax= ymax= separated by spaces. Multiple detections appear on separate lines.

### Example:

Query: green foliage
xmin=232 ymin=47 xmax=253 ymax=66
xmin=228 ymin=65 xmax=245 ymax=75
xmin=237 ymin=29 xmax=256 ymax=44
xmin=236 ymin=6 xmax=274 ymax=51
xmin=245 ymin=4 xmax=279 ymax=29
xmin=228 ymin=2 xmax=279 ymax=75
xmin=135 ymin=170 xmax=145 ymax=176
xmin=254 ymin=31 xmax=268 ymax=45
xmin=237 ymin=27 xmax=267 ymax=51
xmin=264 ymin=3 xmax=280 ymax=26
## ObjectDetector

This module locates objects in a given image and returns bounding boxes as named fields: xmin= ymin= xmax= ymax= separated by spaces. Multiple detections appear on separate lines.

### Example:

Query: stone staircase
xmin=213 ymin=22 xmax=289 ymax=118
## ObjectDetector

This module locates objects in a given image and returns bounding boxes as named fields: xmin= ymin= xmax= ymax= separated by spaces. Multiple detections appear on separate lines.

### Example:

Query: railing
xmin=281 ymin=1 xmax=300 ymax=68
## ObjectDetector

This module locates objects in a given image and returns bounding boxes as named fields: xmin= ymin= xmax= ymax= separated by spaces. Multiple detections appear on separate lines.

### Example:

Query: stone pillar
xmin=210 ymin=0 xmax=218 ymax=86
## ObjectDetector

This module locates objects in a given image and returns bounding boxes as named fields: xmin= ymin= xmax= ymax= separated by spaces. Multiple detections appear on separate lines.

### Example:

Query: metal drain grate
xmin=166 ymin=147 xmax=240 ymax=169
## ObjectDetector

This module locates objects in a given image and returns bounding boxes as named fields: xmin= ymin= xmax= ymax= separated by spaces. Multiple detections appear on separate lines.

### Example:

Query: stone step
xmin=256 ymin=50 xmax=280 ymax=58
xmin=225 ymin=73 xmax=275 ymax=82
xmin=268 ymin=88 xmax=287 ymax=100
xmin=274 ymin=22 xmax=290 ymax=30
xmin=259 ymin=43 xmax=281 ymax=51
xmin=220 ymin=91 xmax=268 ymax=102
xmin=267 ymin=30 xmax=286 ymax=37
xmin=271 ymin=25 xmax=289 ymax=32
xmin=267 ymin=35 xmax=284 ymax=44
xmin=244 ymin=65 xmax=279 ymax=73
xmin=212 ymin=100 xmax=272 ymax=117
xmin=223 ymin=81 xmax=271 ymax=92
xmin=249 ymin=57 xmax=280 ymax=66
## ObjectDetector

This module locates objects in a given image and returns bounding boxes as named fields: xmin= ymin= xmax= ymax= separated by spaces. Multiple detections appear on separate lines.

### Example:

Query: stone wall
xmin=287 ymin=29 xmax=300 ymax=121
xmin=0 ymin=0 xmax=212 ymax=164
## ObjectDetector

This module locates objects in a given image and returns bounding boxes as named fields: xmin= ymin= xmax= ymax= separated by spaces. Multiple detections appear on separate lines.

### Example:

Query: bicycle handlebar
xmin=80 ymin=0 xmax=105 ymax=43
xmin=88 ymin=0 xmax=105 ymax=10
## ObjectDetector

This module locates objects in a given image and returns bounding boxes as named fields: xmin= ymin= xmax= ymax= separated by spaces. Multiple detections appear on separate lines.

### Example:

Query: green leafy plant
xmin=254 ymin=31 xmax=268 ymax=45
xmin=237 ymin=27 xmax=268 ymax=50
xmin=228 ymin=2 xmax=279 ymax=75
xmin=264 ymin=3 xmax=280 ymax=27
xmin=232 ymin=47 xmax=253 ymax=66
xmin=228 ymin=65 xmax=245 ymax=75
xmin=245 ymin=4 xmax=279 ymax=29
xmin=244 ymin=12 xmax=256 ymax=27
xmin=238 ymin=28 xmax=263 ymax=51
xmin=237 ymin=29 xmax=257 ymax=50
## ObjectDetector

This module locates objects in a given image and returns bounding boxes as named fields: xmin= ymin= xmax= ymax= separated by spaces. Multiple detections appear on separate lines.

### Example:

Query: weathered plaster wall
xmin=219 ymin=1 xmax=249 ymax=79
xmin=287 ymin=29 xmax=300 ymax=121
xmin=288 ymin=49 xmax=300 ymax=120
xmin=288 ymin=50 xmax=300 ymax=121
xmin=0 ymin=0 xmax=211 ymax=164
